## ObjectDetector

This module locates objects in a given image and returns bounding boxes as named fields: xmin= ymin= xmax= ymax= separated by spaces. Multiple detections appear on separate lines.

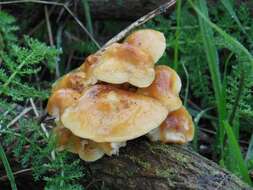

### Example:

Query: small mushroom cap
xmin=78 ymin=54 xmax=99 ymax=85
xmin=97 ymin=142 xmax=126 ymax=156
xmin=78 ymin=141 xmax=105 ymax=162
xmin=138 ymin=65 xmax=182 ymax=113
xmin=124 ymin=29 xmax=166 ymax=63
xmin=53 ymin=126 xmax=105 ymax=162
xmin=92 ymin=43 xmax=155 ymax=88
xmin=52 ymin=71 xmax=87 ymax=93
xmin=159 ymin=106 xmax=194 ymax=144
xmin=52 ymin=54 xmax=99 ymax=93
xmin=53 ymin=126 xmax=83 ymax=153
xmin=54 ymin=126 xmax=126 ymax=157
xmin=61 ymin=84 xmax=168 ymax=142
xmin=47 ymin=89 xmax=81 ymax=119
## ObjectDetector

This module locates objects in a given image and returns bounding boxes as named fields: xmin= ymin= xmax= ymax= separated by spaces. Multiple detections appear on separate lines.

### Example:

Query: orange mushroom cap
xmin=138 ymin=65 xmax=182 ymax=113
xmin=53 ymin=126 xmax=83 ymax=153
xmin=78 ymin=140 xmax=105 ymax=162
xmin=47 ymin=89 xmax=81 ymax=119
xmin=124 ymin=29 xmax=166 ymax=63
xmin=52 ymin=71 xmax=87 ymax=93
xmin=92 ymin=43 xmax=155 ymax=88
xmin=52 ymin=54 xmax=99 ymax=93
xmin=61 ymin=84 xmax=168 ymax=142
xmin=53 ymin=126 xmax=125 ymax=161
xmin=147 ymin=107 xmax=194 ymax=144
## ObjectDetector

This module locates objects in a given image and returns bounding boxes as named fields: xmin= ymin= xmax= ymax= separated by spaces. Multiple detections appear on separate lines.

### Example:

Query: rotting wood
xmin=85 ymin=139 xmax=251 ymax=190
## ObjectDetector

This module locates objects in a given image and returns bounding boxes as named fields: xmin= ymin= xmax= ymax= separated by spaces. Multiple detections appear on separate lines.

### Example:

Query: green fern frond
xmin=0 ymin=11 xmax=85 ymax=190
xmin=0 ymin=11 xmax=18 ymax=50
xmin=0 ymin=35 xmax=60 ymax=102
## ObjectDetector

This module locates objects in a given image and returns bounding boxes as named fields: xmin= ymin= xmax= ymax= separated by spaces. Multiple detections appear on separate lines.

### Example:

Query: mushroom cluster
xmin=47 ymin=29 xmax=194 ymax=162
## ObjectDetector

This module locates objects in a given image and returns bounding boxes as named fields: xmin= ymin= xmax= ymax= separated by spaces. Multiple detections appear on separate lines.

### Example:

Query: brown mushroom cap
xmin=148 ymin=106 xmax=194 ymax=144
xmin=52 ymin=54 xmax=99 ymax=93
xmin=53 ymin=126 xmax=104 ymax=161
xmin=138 ymin=65 xmax=182 ymax=113
xmin=124 ymin=29 xmax=166 ymax=63
xmin=97 ymin=142 xmax=126 ymax=156
xmin=53 ymin=126 xmax=125 ymax=161
xmin=52 ymin=71 xmax=87 ymax=93
xmin=78 ymin=140 xmax=105 ymax=162
xmin=53 ymin=126 xmax=83 ymax=153
xmin=47 ymin=89 xmax=81 ymax=119
xmin=92 ymin=43 xmax=155 ymax=88
xmin=78 ymin=54 xmax=99 ymax=85
xmin=61 ymin=84 xmax=168 ymax=142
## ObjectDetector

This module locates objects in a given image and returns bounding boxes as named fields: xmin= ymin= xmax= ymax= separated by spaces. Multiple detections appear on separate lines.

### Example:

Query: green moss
xmin=127 ymin=155 xmax=151 ymax=170
xmin=151 ymin=144 xmax=189 ymax=164
xmin=156 ymin=167 xmax=176 ymax=178
xmin=150 ymin=143 xmax=170 ymax=154
xmin=174 ymin=152 xmax=189 ymax=164
xmin=155 ymin=167 xmax=176 ymax=187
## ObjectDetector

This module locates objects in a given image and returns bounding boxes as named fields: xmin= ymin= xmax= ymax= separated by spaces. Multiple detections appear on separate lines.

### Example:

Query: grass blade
xmin=182 ymin=62 xmax=189 ymax=106
xmin=173 ymin=0 xmax=182 ymax=71
xmin=0 ymin=143 xmax=17 ymax=190
xmin=195 ymin=0 xmax=227 ymax=156
xmin=246 ymin=133 xmax=253 ymax=161
xmin=223 ymin=121 xmax=252 ymax=185
xmin=81 ymin=0 xmax=93 ymax=35
xmin=188 ymin=0 xmax=253 ymax=63
xmin=221 ymin=0 xmax=252 ymax=42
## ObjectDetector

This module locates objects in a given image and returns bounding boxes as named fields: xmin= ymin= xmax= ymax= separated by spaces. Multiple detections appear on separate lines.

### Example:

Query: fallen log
xmin=89 ymin=0 xmax=170 ymax=20
xmin=86 ymin=139 xmax=251 ymax=190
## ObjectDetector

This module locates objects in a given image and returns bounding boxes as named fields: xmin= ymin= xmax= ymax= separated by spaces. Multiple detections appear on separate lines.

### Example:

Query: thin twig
xmin=44 ymin=5 xmax=54 ymax=46
xmin=29 ymin=98 xmax=56 ymax=160
xmin=29 ymin=98 xmax=48 ymax=138
xmin=6 ymin=107 xmax=33 ymax=128
xmin=101 ymin=0 xmax=176 ymax=49
xmin=0 ymin=168 xmax=32 ymax=181
xmin=0 ymin=0 xmax=100 ymax=48
xmin=56 ymin=0 xmax=70 ymax=22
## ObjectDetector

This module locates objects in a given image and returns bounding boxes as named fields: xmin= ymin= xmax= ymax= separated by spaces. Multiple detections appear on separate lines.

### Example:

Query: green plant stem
xmin=81 ymin=0 xmax=93 ymax=35
xmin=195 ymin=0 xmax=227 ymax=158
xmin=222 ymin=52 xmax=234 ymax=87
xmin=0 ymin=144 xmax=17 ymax=190
xmin=173 ymin=0 xmax=182 ymax=71
xmin=2 ymin=53 xmax=34 ymax=89
xmin=182 ymin=62 xmax=189 ymax=106
xmin=223 ymin=121 xmax=252 ymax=185
xmin=246 ymin=133 xmax=253 ymax=161
xmin=229 ymin=69 xmax=245 ymax=125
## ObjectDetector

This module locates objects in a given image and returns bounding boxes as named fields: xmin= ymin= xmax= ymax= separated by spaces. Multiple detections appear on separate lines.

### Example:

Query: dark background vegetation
xmin=0 ymin=0 xmax=253 ymax=189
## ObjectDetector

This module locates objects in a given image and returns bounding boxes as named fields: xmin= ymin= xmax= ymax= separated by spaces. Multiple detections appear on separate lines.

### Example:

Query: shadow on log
xmin=90 ymin=0 xmax=170 ymax=20
xmin=86 ymin=139 xmax=251 ymax=190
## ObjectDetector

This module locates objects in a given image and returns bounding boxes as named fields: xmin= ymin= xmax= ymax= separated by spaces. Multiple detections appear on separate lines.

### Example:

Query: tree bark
xmin=86 ymin=139 xmax=251 ymax=190
xmin=89 ymin=0 xmax=171 ymax=20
